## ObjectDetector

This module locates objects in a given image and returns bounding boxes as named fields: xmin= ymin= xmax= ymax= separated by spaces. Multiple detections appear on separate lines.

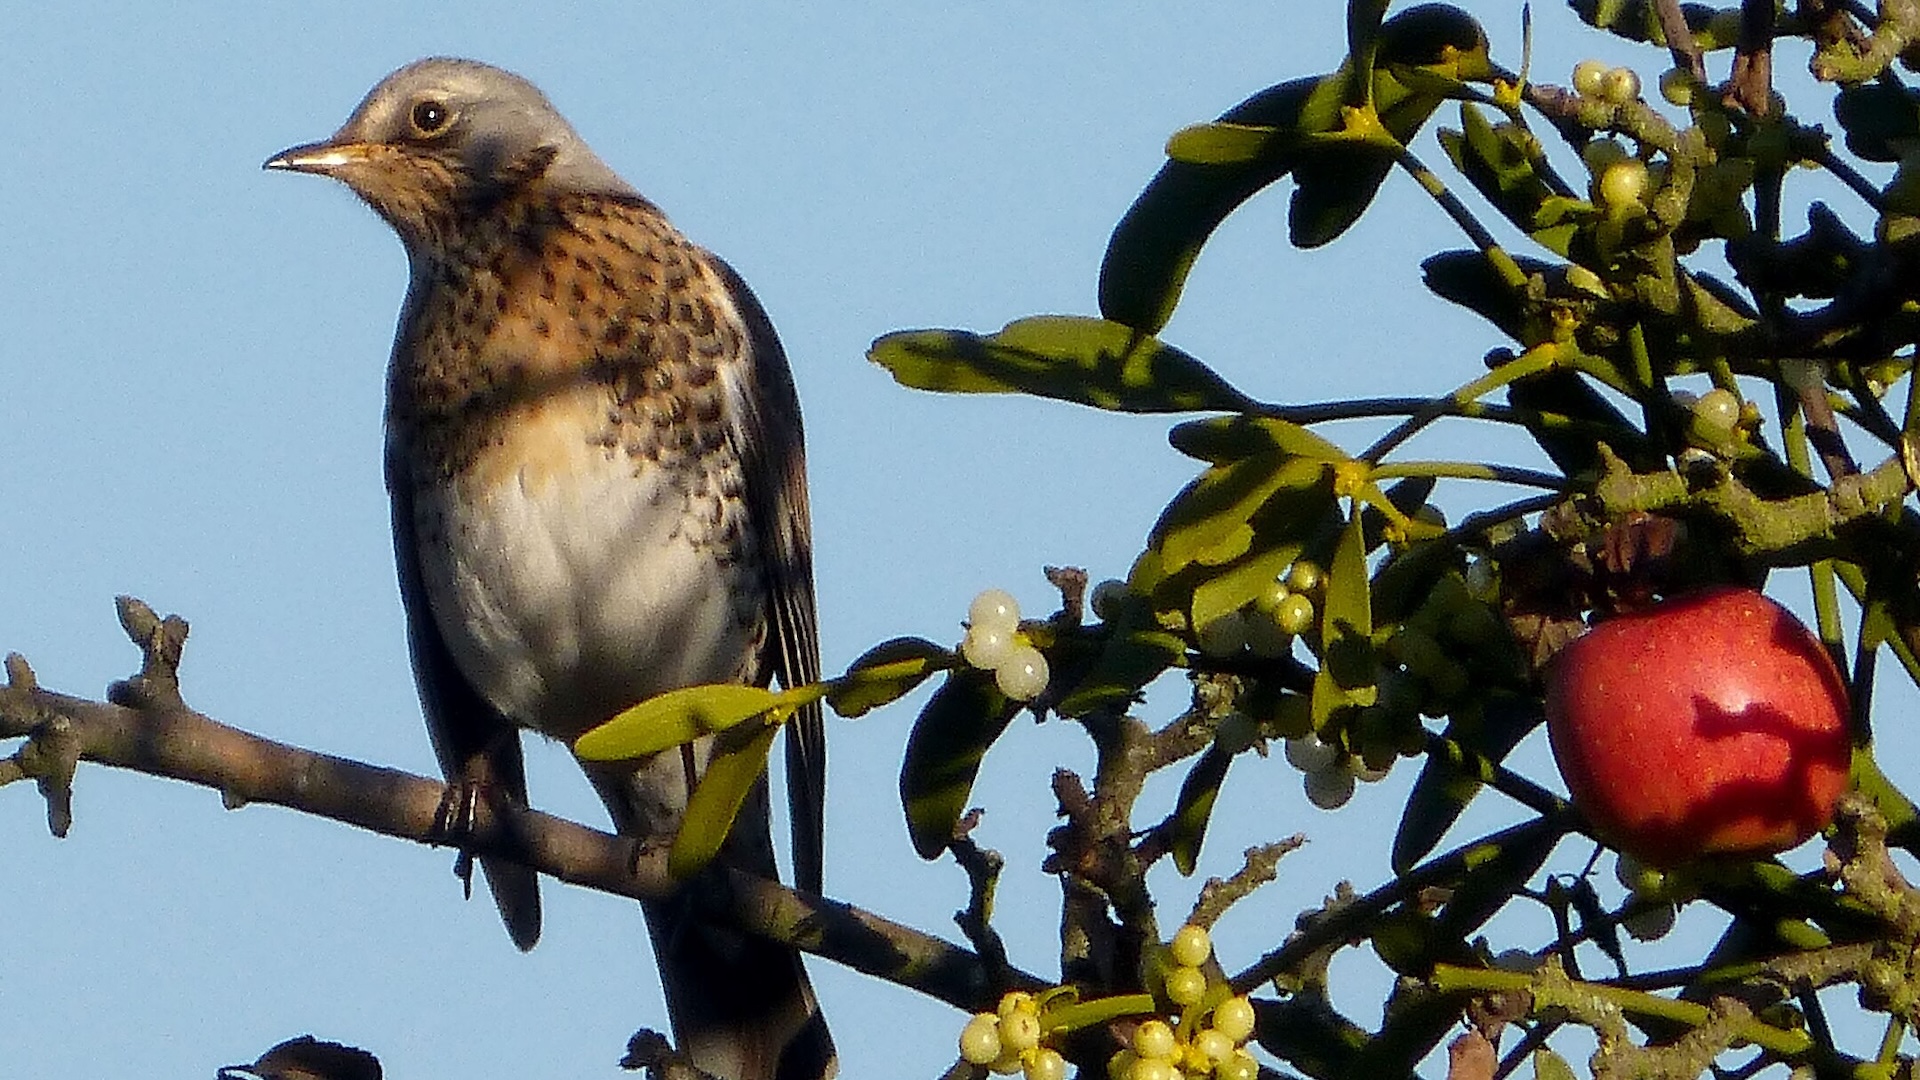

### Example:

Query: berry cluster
xmin=1177 ymin=559 xmax=1323 ymax=662
xmin=961 ymin=589 xmax=1051 ymax=701
xmin=1571 ymin=58 xmax=1641 ymax=105
xmin=958 ymin=992 xmax=1067 ymax=1079
xmin=1281 ymin=733 xmax=1387 ymax=812
xmin=1109 ymin=926 xmax=1259 ymax=1080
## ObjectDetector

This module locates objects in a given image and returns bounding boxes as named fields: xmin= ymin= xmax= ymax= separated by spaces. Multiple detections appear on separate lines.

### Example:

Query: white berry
xmin=1283 ymin=735 xmax=1338 ymax=774
xmin=1132 ymin=1019 xmax=1177 ymax=1061
xmin=960 ymin=1013 xmax=1003 ymax=1065
xmin=1170 ymin=924 xmax=1212 ymax=967
xmin=995 ymin=645 xmax=1050 ymax=701
xmin=1212 ymin=995 xmax=1257 ymax=1042
xmin=1090 ymin=579 xmax=1130 ymax=620
xmin=969 ymin=588 xmax=1021 ymax=631
xmin=963 ymin=623 xmax=1017 ymax=670
xmin=1304 ymin=767 xmax=1356 ymax=810
xmin=1023 ymin=1047 xmax=1067 ymax=1080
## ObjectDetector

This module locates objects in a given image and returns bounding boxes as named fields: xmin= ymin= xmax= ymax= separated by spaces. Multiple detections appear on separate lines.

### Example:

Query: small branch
xmin=950 ymin=812 xmax=1015 ymax=983
xmin=1188 ymin=838 xmax=1305 ymax=930
xmin=1725 ymin=0 xmax=1777 ymax=117
xmin=1652 ymin=0 xmax=1707 ymax=83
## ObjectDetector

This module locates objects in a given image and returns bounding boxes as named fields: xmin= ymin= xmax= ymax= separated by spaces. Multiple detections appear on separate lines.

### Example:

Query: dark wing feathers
xmin=386 ymin=440 xmax=543 ymax=950
xmin=712 ymin=255 xmax=827 ymax=898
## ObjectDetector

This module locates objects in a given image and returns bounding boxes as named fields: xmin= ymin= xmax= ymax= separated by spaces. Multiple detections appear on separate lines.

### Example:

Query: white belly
xmin=412 ymin=412 xmax=760 ymax=742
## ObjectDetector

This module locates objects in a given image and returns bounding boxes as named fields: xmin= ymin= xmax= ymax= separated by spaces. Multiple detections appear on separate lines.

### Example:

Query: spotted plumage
xmin=268 ymin=57 xmax=832 ymax=1080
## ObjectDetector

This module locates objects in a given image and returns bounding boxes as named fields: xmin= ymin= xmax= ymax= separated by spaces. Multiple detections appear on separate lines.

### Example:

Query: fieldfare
xmin=267 ymin=57 xmax=832 ymax=1080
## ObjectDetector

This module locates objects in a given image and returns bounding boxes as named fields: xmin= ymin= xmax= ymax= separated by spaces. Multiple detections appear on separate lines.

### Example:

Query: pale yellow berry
xmin=1131 ymin=1059 xmax=1179 ymax=1080
xmin=1283 ymin=736 xmax=1338 ymax=774
xmin=1284 ymin=561 xmax=1323 ymax=595
xmin=1597 ymin=159 xmax=1649 ymax=208
xmin=1213 ymin=996 xmax=1257 ymax=1043
xmin=1024 ymin=1047 xmax=1067 ymax=1080
xmin=1090 ymin=579 xmax=1130 ymax=621
xmin=1303 ymin=766 xmax=1356 ymax=810
xmin=1165 ymin=964 xmax=1207 ymax=1006
xmin=1273 ymin=592 xmax=1315 ymax=636
xmin=1580 ymin=138 xmax=1630 ymax=175
xmin=1658 ymin=67 xmax=1694 ymax=105
xmin=989 ymin=1046 xmax=1027 ymax=1075
xmin=1196 ymin=609 xmax=1249 ymax=656
xmin=1572 ymin=58 xmax=1609 ymax=97
xmin=1598 ymin=66 xmax=1642 ymax=104
xmin=995 ymin=645 xmax=1050 ymax=701
xmin=1193 ymin=1027 xmax=1234 ymax=1064
xmin=1132 ymin=1019 xmax=1178 ymax=1061
xmin=1214 ymin=712 xmax=1259 ymax=754
xmin=1170 ymin=924 xmax=1213 ymax=967
xmin=960 ymin=1012 xmax=1003 ymax=1065
xmin=969 ymin=588 xmax=1021 ymax=631
xmin=963 ymin=623 xmax=1017 ymax=670
xmin=1614 ymin=853 xmax=1667 ymax=898
xmin=1106 ymin=1049 xmax=1137 ymax=1080
xmin=1282 ymin=730 xmax=1344 ymax=772
xmin=1216 ymin=1048 xmax=1260 ymax=1080
xmin=1000 ymin=1010 xmax=1042 ymax=1054
xmin=1622 ymin=900 xmax=1679 ymax=942
xmin=998 ymin=991 xmax=1037 ymax=1021
xmin=1690 ymin=387 xmax=1741 ymax=442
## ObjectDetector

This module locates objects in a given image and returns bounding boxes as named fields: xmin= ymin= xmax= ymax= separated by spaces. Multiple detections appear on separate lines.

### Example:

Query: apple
xmin=1545 ymin=586 xmax=1852 ymax=867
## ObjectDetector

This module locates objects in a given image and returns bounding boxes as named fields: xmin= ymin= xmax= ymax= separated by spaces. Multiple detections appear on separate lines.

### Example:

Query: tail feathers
xmin=645 ymin=897 xmax=837 ymax=1080
xmin=479 ymin=855 xmax=542 ymax=952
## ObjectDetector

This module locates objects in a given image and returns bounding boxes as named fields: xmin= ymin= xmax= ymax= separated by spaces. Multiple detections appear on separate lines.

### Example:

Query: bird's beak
xmin=263 ymin=139 xmax=373 ymax=176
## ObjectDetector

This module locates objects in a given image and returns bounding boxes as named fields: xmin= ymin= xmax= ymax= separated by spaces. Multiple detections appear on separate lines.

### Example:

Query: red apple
xmin=1545 ymin=586 xmax=1852 ymax=867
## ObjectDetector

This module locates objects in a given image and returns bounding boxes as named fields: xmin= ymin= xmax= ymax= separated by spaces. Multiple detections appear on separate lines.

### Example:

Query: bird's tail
xmin=591 ymin=762 xmax=835 ymax=1080
xmin=643 ymin=893 xmax=836 ymax=1080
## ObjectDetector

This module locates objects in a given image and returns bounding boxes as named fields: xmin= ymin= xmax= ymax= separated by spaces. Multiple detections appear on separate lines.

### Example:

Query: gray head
xmin=265 ymin=58 xmax=636 ymax=250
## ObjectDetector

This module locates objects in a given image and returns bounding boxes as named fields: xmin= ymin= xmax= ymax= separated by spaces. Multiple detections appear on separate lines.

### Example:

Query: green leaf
xmin=899 ymin=670 xmax=1020 ymax=859
xmin=1168 ymin=744 xmax=1233 ymax=875
xmin=1506 ymin=367 xmax=1662 ymax=479
xmin=1836 ymin=82 xmax=1920 ymax=163
xmin=1055 ymin=623 xmax=1187 ymax=717
xmin=668 ymin=723 xmax=780 ymax=879
xmin=1439 ymin=102 xmax=1575 ymax=256
xmin=575 ymin=684 xmax=780 ymax=761
xmin=1168 ymin=414 xmax=1350 ymax=465
xmin=1392 ymin=697 xmax=1546 ymax=873
xmin=1421 ymin=249 xmax=1551 ymax=340
xmin=1311 ymin=510 xmax=1377 ymax=724
xmin=826 ymin=637 xmax=953 ymax=718
xmin=1166 ymin=122 xmax=1278 ymax=166
xmin=1152 ymin=455 xmax=1333 ymax=576
xmin=869 ymin=316 xmax=1253 ymax=413
xmin=1435 ymin=816 xmax=1564 ymax=941
xmin=1098 ymin=4 xmax=1490 ymax=332
xmin=1189 ymin=541 xmax=1306 ymax=635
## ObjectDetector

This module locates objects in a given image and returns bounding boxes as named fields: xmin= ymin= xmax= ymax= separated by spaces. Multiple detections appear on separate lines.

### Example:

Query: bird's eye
xmin=410 ymin=100 xmax=451 ymax=135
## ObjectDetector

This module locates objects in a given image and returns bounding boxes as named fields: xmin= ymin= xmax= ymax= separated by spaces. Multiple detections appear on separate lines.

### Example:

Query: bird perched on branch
xmin=266 ymin=57 xmax=832 ymax=1080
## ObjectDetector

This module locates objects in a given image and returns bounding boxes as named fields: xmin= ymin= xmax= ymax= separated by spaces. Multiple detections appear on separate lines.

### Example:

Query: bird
xmin=265 ymin=57 xmax=833 ymax=1080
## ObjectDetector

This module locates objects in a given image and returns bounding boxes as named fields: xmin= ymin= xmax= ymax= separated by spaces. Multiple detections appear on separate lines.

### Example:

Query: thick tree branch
xmin=0 ymin=607 xmax=1026 ymax=1015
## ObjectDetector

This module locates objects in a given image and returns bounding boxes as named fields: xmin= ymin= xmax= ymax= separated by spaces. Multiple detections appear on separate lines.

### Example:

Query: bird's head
xmin=265 ymin=58 xmax=634 ymax=251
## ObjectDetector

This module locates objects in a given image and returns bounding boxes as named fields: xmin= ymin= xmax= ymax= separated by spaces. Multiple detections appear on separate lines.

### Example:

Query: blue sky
xmin=5 ymin=3 xmax=1912 ymax=1078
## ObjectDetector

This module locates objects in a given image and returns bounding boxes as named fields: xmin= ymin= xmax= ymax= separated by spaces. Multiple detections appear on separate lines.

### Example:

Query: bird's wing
xmin=386 ymin=436 xmax=543 ymax=949
xmin=711 ymin=254 xmax=827 ymax=898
